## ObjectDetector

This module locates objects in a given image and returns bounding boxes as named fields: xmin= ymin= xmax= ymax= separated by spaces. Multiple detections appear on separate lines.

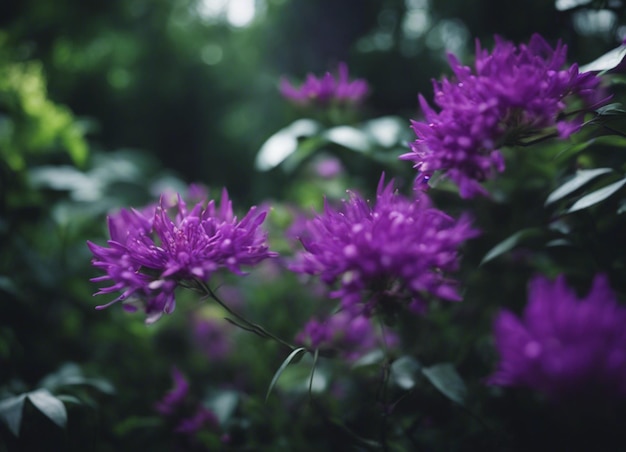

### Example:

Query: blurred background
xmin=2 ymin=0 xmax=623 ymax=201
xmin=1 ymin=1 xmax=625 ymax=450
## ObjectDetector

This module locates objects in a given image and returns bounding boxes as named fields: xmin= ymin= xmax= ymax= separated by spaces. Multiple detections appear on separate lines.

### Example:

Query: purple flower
xmin=296 ymin=310 xmax=398 ymax=361
xmin=155 ymin=367 xmax=189 ymax=416
xmin=488 ymin=274 xmax=626 ymax=399
xmin=279 ymin=62 xmax=369 ymax=107
xmin=289 ymin=175 xmax=478 ymax=314
xmin=87 ymin=188 xmax=277 ymax=323
xmin=175 ymin=407 xmax=218 ymax=434
xmin=313 ymin=155 xmax=344 ymax=179
xmin=155 ymin=368 xmax=219 ymax=438
xmin=401 ymin=34 xmax=606 ymax=198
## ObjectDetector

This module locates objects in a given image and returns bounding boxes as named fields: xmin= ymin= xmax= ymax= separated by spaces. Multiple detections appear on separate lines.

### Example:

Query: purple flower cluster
xmin=295 ymin=310 xmax=398 ymax=361
xmin=88 ymin=189 xmax=276 ymax=323
xmin=155 ymin=367 xmax=218 ymax=435
xmin=401 ymin=34 xmax=605 ymax=198
xmin=279 ymin=62 xmax=369 ymax=107
xmin=290 ymin=175 xmax=478 ymax=314
xmin=489 ymin=274 xmax=626 ymax=399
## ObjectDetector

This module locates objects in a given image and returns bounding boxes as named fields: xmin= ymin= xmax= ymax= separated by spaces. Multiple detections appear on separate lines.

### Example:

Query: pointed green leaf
xmin=0 ymin=394 xmax=26 ymax=436
xmin=568 ymin=177 xmax=626 ymax=213
xmin=595 ymin=103 xmax=626 ymax=116
xmin=204 ymin=390 xmax=238 ymax=426
xmin=545 ymin=168 xmax=613 ymax=205
xmin=55 ymin=395 xmax=82 ymax=405
xmin=281 ymin=135 xmax=327 ymax=173
xmin=80 ymin=377 xmax=115 ymax=395
xmin=324 ymin=126 xmax=370 ymax=152
xmin=39 ymin=362 xmax=115 ymax=395
xmin=351 ymin=349 xmax=385 ymax=369
xmin=39 ymin=362 xmax=82 ymax=390
xmin=363 ymin=116 xmax=409 ymax=147
xmin=579 ymin=45 xmax=626 ymax=73
xmin=422 ymin=363 xmax=467 ymax=405
xmin=265 ymin=347 xmax=307 ymax=401
xmin=480 ymin=228 xmax=543 ymax=265
xmin=390 ymin=356 xmax=422 ymax=390
xmin=27 ymin=389 xmax=67 ymax=429
xmin=308 ymin=348 xmax=320 ymax=398
xmin=255 ymin=119 xmax=320 ymax=171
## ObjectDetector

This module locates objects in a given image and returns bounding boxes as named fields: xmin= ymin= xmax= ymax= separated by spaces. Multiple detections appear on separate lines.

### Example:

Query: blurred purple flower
xmin=401 ymin=33 xmax=606 ymax=198
xmin=155 ymin=368 xmax=219 ymax=439
xmin=175 ymin=407 xmax=218 ymax=434
xmin=296 ymin=310 xmax=398 ymax=361
xmin=289 ymin=175 xmax=478 ymax=314
xmin=313 ymin=155 xmax=344 ymax=179
xmin=279 ymin=62 xmax=369 ymax=107
xmin=488 ymin=274 xmax=626 ymax=399
xmin=155 ymin=367 xmax=189 ymax=416
xmin=88 ymin=188 xmax=277 ymax=323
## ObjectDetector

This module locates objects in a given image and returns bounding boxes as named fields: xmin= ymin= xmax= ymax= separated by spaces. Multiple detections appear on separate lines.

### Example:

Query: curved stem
xmin=193 ymin=278 xmax=295 ymax=351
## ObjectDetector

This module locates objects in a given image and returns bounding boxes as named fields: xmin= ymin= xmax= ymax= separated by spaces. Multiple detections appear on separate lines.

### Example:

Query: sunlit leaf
xmin=324 ymin=126 xmax=370 ymax=152
xmin=580 ymin=44 xmax=626 ymax=73
xmin=480 ymin=228 xmax=543 ymax=265
xmin=555 ymin=0 xmax=591 ymax=11
xmin=281 ymin=135 xmax=327 ymax=173
xmin=568 ymin=177 xmax=626 ymax=213
xmin=27 ymin=389 xmax=67 ymax=429
xmin=265 ymin=347 xmax=307 ymax=401
xmin=390 ymin=356 xmax=422 ymax=390
xmin=422 ymin=363 xmax=467 ymax=405
xmin=255 ymin=119 xmax=320 ymax=171
xmin=204 ymin=390 xmax=238 ymax=426
xmin=0 ymin=394 xmax=26 ymax=436
xmin=545 ymin=168 xmax=613 ymax=205
xmin=363 ymin=116 xmax=408 ymax=147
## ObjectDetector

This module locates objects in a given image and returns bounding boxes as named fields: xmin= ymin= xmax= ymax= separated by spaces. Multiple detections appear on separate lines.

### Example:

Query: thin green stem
xmin=193 ymin=278 xmax=295 ymax=351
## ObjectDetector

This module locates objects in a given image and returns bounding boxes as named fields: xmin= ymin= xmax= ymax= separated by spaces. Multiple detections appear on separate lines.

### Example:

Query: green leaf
xmin=422 ymin=363 xmax=467 ymax=406
xmin=38 ymin=362 xmax=114 ymax=394
xmin=0 ymin=394 xmax=26 ymax=436
xmin=55 ymin=395 xmax=82 ymax=405
xmin=390 ymin=356 xmax=422 ymax=390
xmin=204 ymin=390 xmax=238 ymax=426
xmin=308 ymin=348 xmax=319 ymax=398
xmin=480 ymin=228 xmax=543 ymax=265
xmin=265 ymin=347 xmax=307 ymax=401
xmin=351 ymin=349 xmax=385 ymax=369
xmin=324 ymin=126 xmax=370 ymax=152
xmin=0 ymin=276 xmax=19 ymax=297
xmin=595 ymin=103 xmax=626 ymax=116
xmin=568 ymin=177 xmax=626 ymax=213
xmin=545 ymin=168 xmax=614 ymax=205
xmin=363 ymin=116 xmax=409 ymax=148
xmin=254 ymin=119 xmax=320 ymax=171
xmin=580 ymin=45 xmax=626 ymax=73
xmin=39 ymin=362 xmax=82 ymax=390
xmin=27 ymin=389 xmax=67 ymax=429
xmin=281 ymin=135 xmax=327 ymax=173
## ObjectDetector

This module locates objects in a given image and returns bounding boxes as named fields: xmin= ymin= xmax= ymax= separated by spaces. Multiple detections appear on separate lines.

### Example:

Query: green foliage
xmin=0 ymin=52 xmax=87 ymax=171
xmin=2 ymin=0 xmax=626 ymax=450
